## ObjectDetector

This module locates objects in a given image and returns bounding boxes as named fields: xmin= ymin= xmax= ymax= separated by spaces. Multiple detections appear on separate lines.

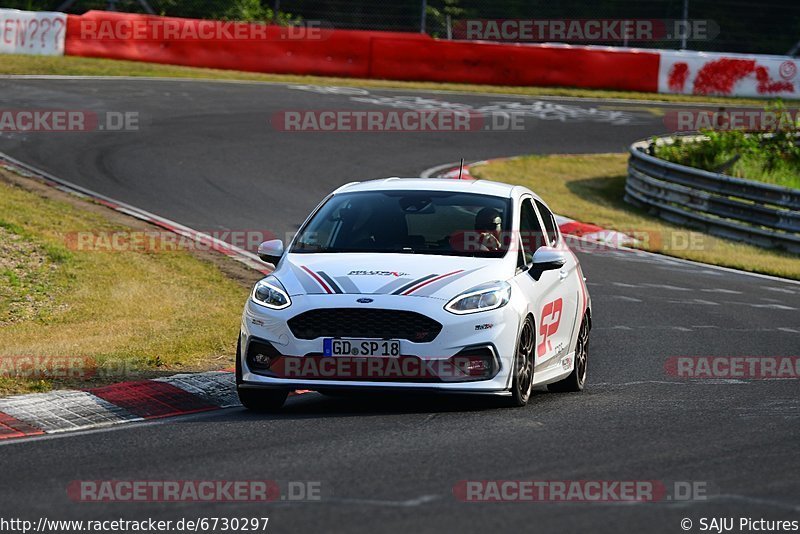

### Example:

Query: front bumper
xmin=239 ymin=293 xmax=521 ymax=392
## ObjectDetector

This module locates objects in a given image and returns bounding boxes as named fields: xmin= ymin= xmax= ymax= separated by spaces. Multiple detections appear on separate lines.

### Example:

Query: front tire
xmin=237 ymin=387 xmax=289 ymax=412
xmin=236 ymin=336 xmax=289 ymax=411
xmin=548 ymin=316 xmax=589 ymax=393
xmin=506 ymin=316 xmax=535 ymax=407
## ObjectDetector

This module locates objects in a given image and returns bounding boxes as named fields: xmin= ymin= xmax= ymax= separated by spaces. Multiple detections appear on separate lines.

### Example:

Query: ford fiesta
xmin=236 ymin=178 xmax=591 ymax=411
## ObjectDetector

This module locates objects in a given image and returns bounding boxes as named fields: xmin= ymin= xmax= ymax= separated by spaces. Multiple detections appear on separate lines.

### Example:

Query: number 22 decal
xmin=537 ymin=298 xmax=563 ymax=357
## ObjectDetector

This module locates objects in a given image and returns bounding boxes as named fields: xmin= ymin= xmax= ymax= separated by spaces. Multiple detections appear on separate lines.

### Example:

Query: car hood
xmin=273 ymin=253 xmax=510 ymax=300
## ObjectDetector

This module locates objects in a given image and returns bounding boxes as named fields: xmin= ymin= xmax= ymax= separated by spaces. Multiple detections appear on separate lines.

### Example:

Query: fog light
xmin=465 ymin=358 xmax=490 ymax=375
xmin=246 ymin=339 xmax=282 ymax=372
xmin=448 ymin=346 xmax=498 ymax=380
xmin=253 ymin=353 xmax=272 ymax=365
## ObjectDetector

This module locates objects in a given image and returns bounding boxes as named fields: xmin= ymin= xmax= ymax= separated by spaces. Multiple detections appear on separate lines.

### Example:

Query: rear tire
xmin=505 ymin=316 xmax=535 ymax=407
xmin=548 ymin=316 xmax=589 ymax=393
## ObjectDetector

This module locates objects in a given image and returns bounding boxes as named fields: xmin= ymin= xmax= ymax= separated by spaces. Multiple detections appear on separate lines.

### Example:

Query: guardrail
xmin=626 ymin=136 xmax=800 ymax=254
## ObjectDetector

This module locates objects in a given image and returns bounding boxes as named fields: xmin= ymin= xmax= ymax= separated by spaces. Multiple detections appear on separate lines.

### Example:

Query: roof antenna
xmin=457 ymin=158 xmax=464 ymax=180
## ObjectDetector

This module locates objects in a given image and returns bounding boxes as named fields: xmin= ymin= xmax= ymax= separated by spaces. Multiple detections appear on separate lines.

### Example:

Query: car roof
xmin=334 ymin=178 xmax=527 ymax=199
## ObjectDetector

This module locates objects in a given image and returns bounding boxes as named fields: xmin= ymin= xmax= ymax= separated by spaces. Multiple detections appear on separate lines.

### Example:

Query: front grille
xmin=288 ymin=308 xmax=442 ymax=343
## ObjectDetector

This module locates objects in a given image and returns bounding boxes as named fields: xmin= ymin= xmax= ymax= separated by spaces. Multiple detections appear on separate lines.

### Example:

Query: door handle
xmin=559 ymin=269 xmax=568 ymax=280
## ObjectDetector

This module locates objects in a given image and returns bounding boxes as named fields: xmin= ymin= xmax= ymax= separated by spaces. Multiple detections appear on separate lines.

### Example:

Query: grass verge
xmin=472 ymin=154 xmax=800 ymax=280
xmin=0 ymin=54 xmax=793 ymax=106
xmin=0 ymin=167 xmax=256 ymax=397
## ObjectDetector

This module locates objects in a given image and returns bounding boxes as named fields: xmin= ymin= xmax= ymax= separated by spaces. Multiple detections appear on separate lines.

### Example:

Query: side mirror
xmin=529 ymin=247 xmax=567 ymax=280
xmin=257 ymin=239 xmax=284 ymax=265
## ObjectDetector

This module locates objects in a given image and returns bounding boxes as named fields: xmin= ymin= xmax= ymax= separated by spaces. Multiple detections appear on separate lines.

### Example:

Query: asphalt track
xmin=0 ymin=77 xmax=798 ymax=533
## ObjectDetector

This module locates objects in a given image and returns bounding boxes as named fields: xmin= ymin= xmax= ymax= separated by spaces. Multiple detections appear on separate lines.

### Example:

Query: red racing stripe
xmin=402 ymin=270 xmax=464 ymax=295
xmin=301 ymin=265 xmax=333 ymax=294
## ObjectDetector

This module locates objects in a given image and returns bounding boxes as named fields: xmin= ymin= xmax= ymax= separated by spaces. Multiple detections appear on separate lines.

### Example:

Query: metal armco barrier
xmin=626 ymin=137 xmax=800 ymax=253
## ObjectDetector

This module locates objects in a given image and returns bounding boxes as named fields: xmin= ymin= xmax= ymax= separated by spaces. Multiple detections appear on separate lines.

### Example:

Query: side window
xmin=535 ymin=200 xmax=559 ymax=246
xmin=519 ymin=198 xmax=545 ymax=264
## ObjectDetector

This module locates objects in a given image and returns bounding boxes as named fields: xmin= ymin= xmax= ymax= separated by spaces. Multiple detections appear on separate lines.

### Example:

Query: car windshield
xmin=291 ymin=190 xmax=513 ymax=257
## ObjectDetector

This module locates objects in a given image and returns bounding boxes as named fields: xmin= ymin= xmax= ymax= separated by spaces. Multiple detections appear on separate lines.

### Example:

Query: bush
xmin=654 ymin=102 xmax=800 ymax=189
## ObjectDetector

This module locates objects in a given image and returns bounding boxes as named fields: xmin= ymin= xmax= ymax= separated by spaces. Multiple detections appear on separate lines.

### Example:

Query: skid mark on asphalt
xmin=595 ymin=378 xmax=799 ymax=387
xmin=723 ymin=301 xmax=797 ymax=310
xmin=596 ymin=290 xmax=797 ymax=310
xmin=643 ymin=283 xmax=693 ymax=291
xmin=763 ymin=286 xmax=798 ymax=295
xmin=344 ymin=91 xmax=650 ymax=125
xmin=324 ymin=494 xmax=442 ymax=507
xmin=596 ymin=325 xmax=800 ymax=334
xmin=608 ymin=283 xmax=758 ymax=299
xmin=592 ymin=381 xmax=693 ymax=387
xmin=737 ymin=399 xmax=800 ymax=419
xmin=608 ymin=295 xmax=643 ymax=302
xmin=666 ymin=298 xmax=720 ymax=306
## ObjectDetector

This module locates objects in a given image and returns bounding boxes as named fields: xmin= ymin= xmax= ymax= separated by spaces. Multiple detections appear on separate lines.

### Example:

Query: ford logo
xmin=356 ymin=298 xmax=374 ymax=303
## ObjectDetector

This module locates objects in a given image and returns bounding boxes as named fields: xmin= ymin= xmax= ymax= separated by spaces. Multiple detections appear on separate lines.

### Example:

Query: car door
xmin=512 ymin=196 xmax=575 ymax=370
xmin=533 ymin=198 xmax=581 ymax=362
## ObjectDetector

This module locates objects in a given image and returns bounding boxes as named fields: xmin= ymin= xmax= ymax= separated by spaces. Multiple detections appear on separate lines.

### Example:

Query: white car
xmin=236 ymin=178 xmax=591 ymax=410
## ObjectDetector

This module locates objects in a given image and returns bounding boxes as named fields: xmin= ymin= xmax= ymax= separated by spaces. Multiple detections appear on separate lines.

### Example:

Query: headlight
xmin=251 ymin=276 xmax=291 ymax=310
xmin=445 ymin=281 xmax=511 ymax=315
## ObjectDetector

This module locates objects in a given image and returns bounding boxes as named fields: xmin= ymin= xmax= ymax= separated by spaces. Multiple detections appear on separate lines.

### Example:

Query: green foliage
xmin=8 ymin=0 xmax=299 ymax=24
xmin=426 ymin=0 xmax=470 ymax=37
xmin=154 ymin=0 xmax=299 ymax=23
xmin=654 ymin=102 xmax=800 ymax=189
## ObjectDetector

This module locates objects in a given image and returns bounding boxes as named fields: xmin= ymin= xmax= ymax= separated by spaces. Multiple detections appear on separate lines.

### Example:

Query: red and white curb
xmin=0 ymin=152 xmax=287 ymax=441
xmin=0 ymin=371 xmax=310 ymax=441
xmin=423 ymin=158 xmax=638 ymax=247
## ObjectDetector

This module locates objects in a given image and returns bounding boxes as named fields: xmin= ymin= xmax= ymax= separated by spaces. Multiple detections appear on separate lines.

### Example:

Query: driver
xmin=474 ymin=207 xmax=503 ymax=251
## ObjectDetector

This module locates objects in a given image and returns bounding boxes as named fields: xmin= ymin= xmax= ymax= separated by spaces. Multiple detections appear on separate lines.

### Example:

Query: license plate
xmin=323 ymin=338 xmax=401 ymax=357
